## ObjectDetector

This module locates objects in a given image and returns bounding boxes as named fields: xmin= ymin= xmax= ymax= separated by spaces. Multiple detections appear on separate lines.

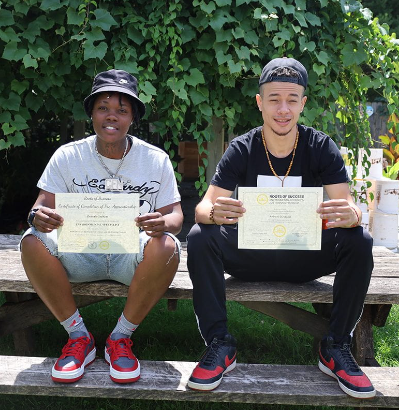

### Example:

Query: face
xmin=256 ymin=82 xmax=307 ymax=137
xmin=91 ymin=92 xmax=134 ymax=145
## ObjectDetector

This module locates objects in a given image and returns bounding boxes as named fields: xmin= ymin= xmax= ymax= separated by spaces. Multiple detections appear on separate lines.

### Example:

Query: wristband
xmin=349 ymin=205 xmax=360 ymax=228
xmin=209 ymin=206 xmax=215 ymax=223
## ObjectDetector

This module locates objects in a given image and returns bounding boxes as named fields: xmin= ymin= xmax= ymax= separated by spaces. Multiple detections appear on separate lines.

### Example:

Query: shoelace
xmin=108 ymin=338 xmax=134 ymax=359
xmin=61 ymin=336 xmax=89 ymax=358
xmin=338 ymin=343 xmax=360 ymax=373
xmin=200 ymin=338 xmax=224 ymax=367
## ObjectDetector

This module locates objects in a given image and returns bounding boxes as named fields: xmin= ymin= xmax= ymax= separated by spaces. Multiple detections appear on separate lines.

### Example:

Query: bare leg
xmin=123 ymin=235 xmax=179 ymax=324
xmin=21 ymin=235 xmax=77 ymax=322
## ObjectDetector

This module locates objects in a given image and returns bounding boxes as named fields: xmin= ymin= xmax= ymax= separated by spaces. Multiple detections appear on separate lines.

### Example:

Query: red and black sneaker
xmin=105 ymin=333 xmax=140 ymax=383
xmin=188 ymin=334 xmax=237 ymax=391
xmin=52 ymin=331 xmax=96 ymax=383
xmin=318 ymin=336 xmax=376 ymax=398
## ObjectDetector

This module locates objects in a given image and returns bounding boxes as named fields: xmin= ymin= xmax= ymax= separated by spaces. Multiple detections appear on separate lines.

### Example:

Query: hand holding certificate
xmin=56 ymin=193 xmax=140 ymax=254
xmin=238 ymin=187 xmax=323 ymax=250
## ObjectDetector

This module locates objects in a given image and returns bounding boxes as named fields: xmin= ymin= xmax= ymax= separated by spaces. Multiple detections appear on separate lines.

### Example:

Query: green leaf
xmin=0 ymin=139 xmax=12 ymax=150
xmin=2 ymin=123 xmax=16 ymax=135
xmin=188 ymin=88 xmax=208 ymax=105
xmin=140 ymin=80 xmax=157 ymax=96
xmin=305 ymin=12 xmax=321 ymax=26
xmin=199 ymin=102 xmax=212 ymax=117
xmin=209 ymin=9 xmax=230 ymax=31
xmin=298 ymin=37 xmax=316 ymax=52
xmin=200 ymin=0 xmax=216 ymax=14
xmin=0 ymin=9 xmax=14 ymax=27
xmin=228 ymin=60 xmax=241 ymax=74
xmin=281 ymin=4 xmax=295 ymax=14
xmin=2 ymin=41 xmax=26 ymax=61
xmin=181 ymin=25 xmax=196 ymax=44
xmin=215 ymin=0 xmax=232 ymax=5
xmin=11 ymin=114 xmax=29 ymax=131
xmin=83 ymin=41 xmax=108 ymax=60
xmin=232 ymin=27 xmax=245 ymax=39
xmin=236 ymin=46 xmax=250 ymax=61
xmin=40 ymin=0 xmax=67 ymax=11
xmin=23 ymin=54 xmax=38 ymax=69
xmin=127 ymin=26 xmax=144 ymax=45
xmin=216 ymin=50 xmax=232 ymax=65
xmin=9 ymin=131 xmax=25 ymax=148
xmin=86 ymin=27 xmax=106 ymax=43
xmin=341 ymin=43 xmax=368 ymax=66
xmin=91 ymin=9 xmax=118 ymax=31
xmin=67 ymin=7 xmax=85 ymax=25
xmin=198 ymin=33 xmax=216 ymax=50
xmin=11 ymin=80 xmax=29 ymax=95
xmin=6 ymin=92 xmax=21 ymax=111
xmin=184 ymin=68 xmax=205 ymax=87
xmin=316 ymin=51 xmax=330 ymax=65
xmin=295 ymin=0 xmax=306 ymax=9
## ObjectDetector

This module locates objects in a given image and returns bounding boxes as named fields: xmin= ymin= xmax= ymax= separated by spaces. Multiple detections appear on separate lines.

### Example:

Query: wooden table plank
xmin=0 ymin=356 xmax=398 ymax=407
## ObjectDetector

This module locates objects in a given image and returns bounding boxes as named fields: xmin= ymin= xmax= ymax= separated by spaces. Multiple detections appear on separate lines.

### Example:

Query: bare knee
xmin=145 ymin=235 xmax=179 ymax=266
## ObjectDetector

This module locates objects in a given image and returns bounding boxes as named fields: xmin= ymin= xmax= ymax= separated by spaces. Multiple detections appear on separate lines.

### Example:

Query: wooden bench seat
xmin=1 ymin=234 xmax=399 ymax=365
xmin=1 ymin=355 xmax=399 ymax=407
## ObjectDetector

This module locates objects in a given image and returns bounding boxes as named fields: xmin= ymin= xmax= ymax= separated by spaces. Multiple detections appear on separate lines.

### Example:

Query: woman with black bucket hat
xmin=20 ymin=69 xmax=183 ymax=384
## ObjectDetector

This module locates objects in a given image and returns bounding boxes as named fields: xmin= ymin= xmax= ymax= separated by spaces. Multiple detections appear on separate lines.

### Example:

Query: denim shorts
xmin=20 ymin=228 xmax=181 ymax=286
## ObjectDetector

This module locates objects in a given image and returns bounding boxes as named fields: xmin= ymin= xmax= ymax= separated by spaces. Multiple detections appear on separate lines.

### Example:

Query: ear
xmin=256 ymin=94 xmax=262 ymax=111
xmin=301 ymin=95 xmax=307 ymax=112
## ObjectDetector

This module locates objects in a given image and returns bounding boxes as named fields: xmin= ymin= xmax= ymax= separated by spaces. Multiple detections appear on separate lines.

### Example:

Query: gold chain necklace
xmin=261 ymin=128 xmax=299 ymax=187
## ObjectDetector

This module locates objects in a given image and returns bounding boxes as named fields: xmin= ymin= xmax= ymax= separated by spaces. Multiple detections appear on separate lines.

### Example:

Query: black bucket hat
xmin=259 ymin=57 xmax=308 ymax=89
xmin=84 ymin=69 xmax=146 ymax=119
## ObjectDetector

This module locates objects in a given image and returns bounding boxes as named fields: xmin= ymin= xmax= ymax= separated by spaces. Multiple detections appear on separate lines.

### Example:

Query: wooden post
xmin=206 ymin=116 xmax=224 ymax=184
xmin=74 ymin=120 xmax=86 ymax=140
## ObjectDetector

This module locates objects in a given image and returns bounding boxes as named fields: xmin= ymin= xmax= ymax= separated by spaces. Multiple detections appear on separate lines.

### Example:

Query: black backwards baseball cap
xmin=84 ymin=69 xmax=146 ymax=119
xmin=259 ymin=57 xmax=308 ymax=89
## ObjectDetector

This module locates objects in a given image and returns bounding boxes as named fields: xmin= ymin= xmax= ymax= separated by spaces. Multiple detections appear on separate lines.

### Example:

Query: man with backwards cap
xmin=20 ymin=69 xmax=183 ymax=384
xmin=186 ymin=57 xmax=375 ymax=398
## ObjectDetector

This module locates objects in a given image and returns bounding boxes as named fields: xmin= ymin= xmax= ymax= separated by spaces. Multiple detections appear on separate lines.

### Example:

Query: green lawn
xmin=0 ymin=296 xmax=398 ymax=410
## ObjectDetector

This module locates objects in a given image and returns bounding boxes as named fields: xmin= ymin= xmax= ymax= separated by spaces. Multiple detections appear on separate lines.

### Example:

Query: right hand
xmin=32 ymin=206 xmax=64 ymax=233
xmin=212 ymin=197 xmax=246 ymax=225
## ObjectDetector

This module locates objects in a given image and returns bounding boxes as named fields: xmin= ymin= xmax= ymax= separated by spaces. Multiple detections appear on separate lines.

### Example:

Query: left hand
xmin=135 ymin=212 xmax=167 ymax=237
xmin=317 ymin=199 xmax=358 ymax=229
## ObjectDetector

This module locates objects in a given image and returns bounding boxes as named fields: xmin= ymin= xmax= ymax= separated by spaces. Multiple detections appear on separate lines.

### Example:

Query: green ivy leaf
xmin=11 ymin=80 xmax=29 ymax=95
xmin=91 ymin=9 xmax=118 ymax=31
xmin=83 ymin=41 xmax=108 ymax=60
xmin=5 ymin=92 xmax=21 ymax=112
xmin=12 ymin=114 xmax=29 ymax=131
xmin=215 ymin=0 xmax=232 ymax=6
xmin=228 ymin=60 xmax=241 ymax=74
xmin=86 ymin=27 xmax=106 ymax=43
xmin=140 ymin=80 xmax=157 ymax=96
xmin=0 ymin=139 xmax=12 ymax=150
xmin=316 ymin=50 xmax=330 ymax=65
xmin=127 ymin=26 xmax=145 ymax=45
xmin=22 ymin=54 xmax=38 ymax=68
xmin=232 ymin=27 xmax=245 ymax=39
xmin=0 ymin=9 xmax=14 ymax=27
xmin=67 ymin=7 xmax=85 ymax=25
xmin=199 ymin=102 xmax=212 ymax=117
xmin=341 ymin=43 xmax=368 ymax=66
xmin=2 ymin=41 xmax=26 ymax=61
xmin=200 ymin=0 xmax=216 ymax=14
xmin=2 ymin=123 xmax=16 ymax=135
xmin=184 ymin=68 xmax=205 ymax=87
xmin=9 ymin=131 xmax=25 ymax=148
xmin=40 ymin=0 xmax=68 ymax=11
xmin=305 ymin=12 xmax=321 ymax=26
xmin=215 ymin=50 xmax=232 ymax=65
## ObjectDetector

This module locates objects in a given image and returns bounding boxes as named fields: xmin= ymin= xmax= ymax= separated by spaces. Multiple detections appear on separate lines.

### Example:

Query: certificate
xmin=238 ymin=187 xmax=323 ymax=250
xmin=56 ymin=193 xmax=140 ymax=254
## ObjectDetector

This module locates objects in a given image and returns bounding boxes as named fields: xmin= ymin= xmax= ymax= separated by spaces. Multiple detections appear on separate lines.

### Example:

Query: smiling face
xmin=256 ymin=82 xmax=307 ymax=137
xmin=92 ymin=92 xmax=134 ymax=150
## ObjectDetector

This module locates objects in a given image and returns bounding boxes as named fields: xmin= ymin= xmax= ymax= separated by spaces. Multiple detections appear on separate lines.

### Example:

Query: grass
xmin=0 ymin=296 xmax=398 ymax=410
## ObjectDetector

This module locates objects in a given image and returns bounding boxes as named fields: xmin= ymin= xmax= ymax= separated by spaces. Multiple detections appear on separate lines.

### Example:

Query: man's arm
xmin=318 ymin=183 xmax=361 ymax=229
xmin=195 ymin=185 xmax=246 ymax=225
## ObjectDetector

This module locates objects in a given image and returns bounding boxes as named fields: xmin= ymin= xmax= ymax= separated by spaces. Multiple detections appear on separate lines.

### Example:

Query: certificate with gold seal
xmin=238 ymin=187 xmax=323 ymax=250
xmin=56 ymin=193 xmax=140 ymax=254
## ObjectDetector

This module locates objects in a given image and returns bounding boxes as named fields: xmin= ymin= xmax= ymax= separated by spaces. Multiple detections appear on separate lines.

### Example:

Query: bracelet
xmin=349 ymin=205 xmax=360 ymax=228
xmin=209 ymin=206 xmax=215 ymax=223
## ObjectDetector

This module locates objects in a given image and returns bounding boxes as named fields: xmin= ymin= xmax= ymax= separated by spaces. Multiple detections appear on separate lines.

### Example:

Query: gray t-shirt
xmin=38 ymin=134 xmax=180 ymax=214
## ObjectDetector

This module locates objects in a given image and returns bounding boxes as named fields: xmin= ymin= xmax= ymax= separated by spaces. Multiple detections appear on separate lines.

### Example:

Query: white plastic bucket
xmin=369 ymin=209 xmax=398 ymax=248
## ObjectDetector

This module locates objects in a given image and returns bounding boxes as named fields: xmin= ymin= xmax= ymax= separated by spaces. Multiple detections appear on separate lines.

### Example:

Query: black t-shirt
xmin=211 ymin=124 xmax=349 ymax=191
